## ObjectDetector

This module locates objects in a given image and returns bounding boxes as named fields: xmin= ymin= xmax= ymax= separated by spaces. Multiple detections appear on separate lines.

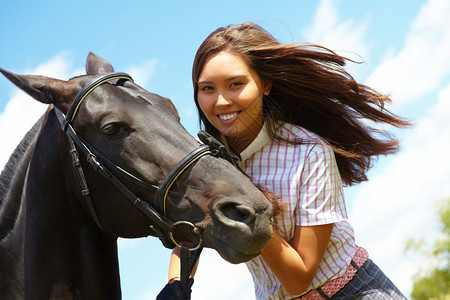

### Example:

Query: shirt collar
xmin=240 ymin=123 xmax=271 ymax=161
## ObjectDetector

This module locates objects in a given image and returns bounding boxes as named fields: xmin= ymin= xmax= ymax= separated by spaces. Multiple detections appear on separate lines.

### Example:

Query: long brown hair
xmin=192 ymin=22 xmax=411 ymax=186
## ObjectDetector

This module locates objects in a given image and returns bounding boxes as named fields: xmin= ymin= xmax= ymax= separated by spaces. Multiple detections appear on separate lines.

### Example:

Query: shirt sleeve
xmin=294 ymin=143 xmax=347 ymax=226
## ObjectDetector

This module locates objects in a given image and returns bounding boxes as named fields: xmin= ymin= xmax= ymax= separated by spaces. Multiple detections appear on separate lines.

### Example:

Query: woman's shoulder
xmin=274 ymin=122 xmax=335 ymax=159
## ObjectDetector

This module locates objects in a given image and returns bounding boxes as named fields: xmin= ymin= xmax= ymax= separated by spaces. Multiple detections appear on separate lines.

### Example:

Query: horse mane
xmin=0 ymin=113 xmax=45 ymax=207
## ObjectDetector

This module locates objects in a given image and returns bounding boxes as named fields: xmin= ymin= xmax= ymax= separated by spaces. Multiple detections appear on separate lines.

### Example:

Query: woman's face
xmin=197 ymin=50 xmax=271 ymax=151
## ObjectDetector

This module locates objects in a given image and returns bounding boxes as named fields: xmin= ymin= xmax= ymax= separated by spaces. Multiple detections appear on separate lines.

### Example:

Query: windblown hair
xmin=192 ymin=22 xmax=411 ymax=186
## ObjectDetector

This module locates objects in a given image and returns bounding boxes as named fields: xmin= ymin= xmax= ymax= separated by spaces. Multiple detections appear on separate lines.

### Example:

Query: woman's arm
xmin=168 ymin=247 xmax=182 ymax=283
xmin=260 ymin=224 xmax=333 ymax=295
xmin=167 ymin=245 xmax=199 ymax=283
xmin=157 ymin=246 xmax=199 ymax=300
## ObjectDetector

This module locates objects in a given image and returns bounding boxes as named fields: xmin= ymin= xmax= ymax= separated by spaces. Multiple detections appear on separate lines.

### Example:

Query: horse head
xmin=0 ymin=53 xmax=273 ymax=264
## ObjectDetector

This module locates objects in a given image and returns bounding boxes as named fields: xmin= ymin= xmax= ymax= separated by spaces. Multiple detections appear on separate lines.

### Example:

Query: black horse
xmin=0 ymin=53 xmax=273 ymax=299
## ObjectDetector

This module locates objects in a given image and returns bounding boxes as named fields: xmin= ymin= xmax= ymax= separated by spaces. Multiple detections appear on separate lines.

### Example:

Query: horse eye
xmin=102 ymin=123 xmax=123 ymax=136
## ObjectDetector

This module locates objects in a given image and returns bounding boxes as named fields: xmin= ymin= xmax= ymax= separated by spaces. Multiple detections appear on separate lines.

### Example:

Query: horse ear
xmin=0 ymin=67 xmax=78 ymax=113
xmin=86 ymin=52 xmax=114 ymax=75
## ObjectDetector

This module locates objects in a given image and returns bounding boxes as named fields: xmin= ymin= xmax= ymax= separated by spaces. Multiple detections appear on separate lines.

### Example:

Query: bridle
xmin=53 ymin=72 xmax=235 ymax=293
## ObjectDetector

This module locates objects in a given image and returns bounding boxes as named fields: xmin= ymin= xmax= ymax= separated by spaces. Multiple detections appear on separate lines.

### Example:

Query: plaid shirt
xmin=240 ymin=123 xmax=356 ymax=300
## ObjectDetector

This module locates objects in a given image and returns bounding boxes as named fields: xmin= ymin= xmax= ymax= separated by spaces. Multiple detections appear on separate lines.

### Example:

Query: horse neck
xmin=1 ymin=109 xmax=121 ymax=299
xmin=0 ymin=111 xmax=46 ymax=245
xmin=0 ymin=113 xmax=45 ymax=298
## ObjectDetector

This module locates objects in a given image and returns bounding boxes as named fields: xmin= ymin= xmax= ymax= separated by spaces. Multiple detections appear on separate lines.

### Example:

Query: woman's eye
xmin=230 ymin=81 xmax=243 ymax=88
xmin=200 ymin=86 xmax=213 ymax=92
xmin=102 ymin=123 xmax=124 ymax=136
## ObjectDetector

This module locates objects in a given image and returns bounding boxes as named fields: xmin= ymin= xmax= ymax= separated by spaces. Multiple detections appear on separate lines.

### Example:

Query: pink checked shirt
xmin=240 ymin=123 xmax=356 ymax=300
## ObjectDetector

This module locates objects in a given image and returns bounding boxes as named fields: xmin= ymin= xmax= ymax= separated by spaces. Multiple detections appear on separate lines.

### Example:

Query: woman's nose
xmin=216 ymin=93 xmax=232 ymax=106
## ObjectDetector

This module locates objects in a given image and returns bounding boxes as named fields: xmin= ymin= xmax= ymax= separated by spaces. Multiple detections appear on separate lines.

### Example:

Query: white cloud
xmin=366 ymin=0 xmax=450 ymax=107
xmin=25 ymin=53 xmax=76 ymax=79
xmin=0 ymin=54 xmax=76 ymax=169
xmin=350 ymin=83 xmax=450 ymax=295
xmin=301 ymin=0 xmax=369 ymax=62
xmin=192 ymin=249 xmax=255 ymax=300
xmin=126 ymin=59 xmax=158 ymax=88
xmin=348 ymin=1 xmax=450 ymax=295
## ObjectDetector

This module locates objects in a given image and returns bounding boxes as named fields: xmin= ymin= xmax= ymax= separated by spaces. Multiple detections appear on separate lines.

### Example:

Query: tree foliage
xmin=408 ymin=198 xmax=450 ymax=300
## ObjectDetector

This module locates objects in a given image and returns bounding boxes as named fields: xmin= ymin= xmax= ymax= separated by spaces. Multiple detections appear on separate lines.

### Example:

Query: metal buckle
xmin=168 ymin=221 xmax=203 ymax=251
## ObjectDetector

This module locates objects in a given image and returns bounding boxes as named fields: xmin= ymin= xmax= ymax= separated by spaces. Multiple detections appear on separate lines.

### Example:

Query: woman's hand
xmin=156 ymin=278 xmax=194 ymax=300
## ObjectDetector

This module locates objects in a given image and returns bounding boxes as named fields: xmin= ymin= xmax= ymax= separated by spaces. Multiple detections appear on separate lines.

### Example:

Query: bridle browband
xmin=53 ymin=72 xmax=235 ymax=256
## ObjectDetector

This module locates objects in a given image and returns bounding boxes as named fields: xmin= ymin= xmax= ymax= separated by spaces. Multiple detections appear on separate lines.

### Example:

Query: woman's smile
xmin=218 ymin=111 xmax=239 ymax=122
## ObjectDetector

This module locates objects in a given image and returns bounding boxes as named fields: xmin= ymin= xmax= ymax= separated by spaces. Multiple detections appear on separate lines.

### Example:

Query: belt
xmin=297 ymin=246 xmax=369 ymax=299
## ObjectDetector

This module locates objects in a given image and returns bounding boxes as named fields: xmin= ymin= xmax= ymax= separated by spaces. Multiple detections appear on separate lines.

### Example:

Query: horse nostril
xmin=216 ymin=202 xmax=256 ymax=225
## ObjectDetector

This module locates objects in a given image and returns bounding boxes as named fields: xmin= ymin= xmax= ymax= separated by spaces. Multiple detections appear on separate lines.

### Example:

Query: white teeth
xmin=219 ymin=112 xmax=238 ymax=121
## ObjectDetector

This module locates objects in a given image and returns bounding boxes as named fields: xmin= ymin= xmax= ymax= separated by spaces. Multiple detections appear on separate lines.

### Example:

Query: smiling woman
xmin=187 ymin=22 xmax=411 ymax=300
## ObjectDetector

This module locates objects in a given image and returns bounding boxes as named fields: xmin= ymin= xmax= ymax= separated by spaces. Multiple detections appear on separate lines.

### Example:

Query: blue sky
xmin=1 ymin=0 xmax=449 ymax=299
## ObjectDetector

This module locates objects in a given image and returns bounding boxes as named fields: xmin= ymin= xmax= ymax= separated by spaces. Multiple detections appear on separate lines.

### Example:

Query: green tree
xmin=406 ymin=198 xmax=450 ymax=300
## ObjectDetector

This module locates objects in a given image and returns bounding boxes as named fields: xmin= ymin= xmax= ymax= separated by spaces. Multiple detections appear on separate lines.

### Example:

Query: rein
xmin=54 ymin=72 xmax=236 ymax=294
